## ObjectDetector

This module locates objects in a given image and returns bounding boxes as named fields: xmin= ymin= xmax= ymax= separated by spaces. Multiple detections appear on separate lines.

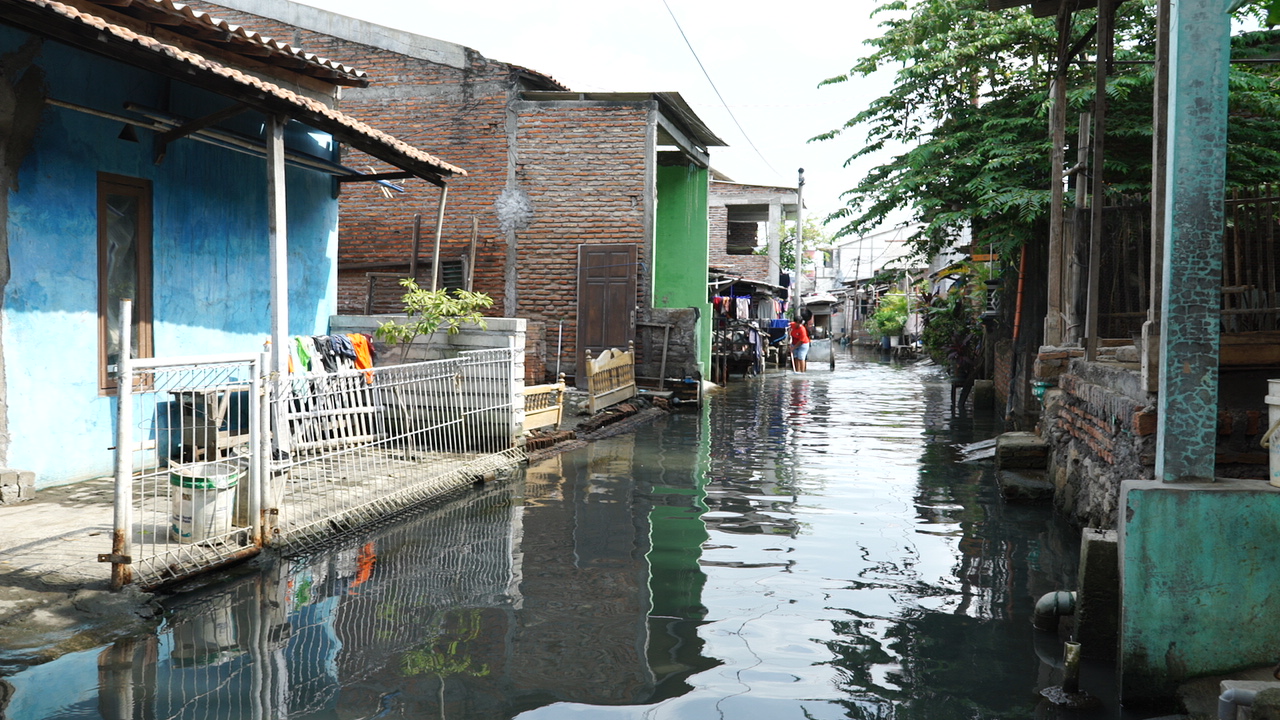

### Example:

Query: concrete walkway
xmin=0 ymin=477 xmax=160 ymax=668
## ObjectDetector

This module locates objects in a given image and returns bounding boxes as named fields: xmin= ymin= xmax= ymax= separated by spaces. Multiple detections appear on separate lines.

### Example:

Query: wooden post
xmin=408 ymin=212 xmax=422 ymax=280
xmin=267 ymin=114 xmax=289 ymax=376
xmin=1068 ymin=113 xmax=1091 ymax=345
xmin=429 ymin=184 xmax=448 ymax=292
xmin=1142 ymin=0 xmax=1172 ymax=392
xmin=1085 ymin=0 xmax=1114 ymax=362
xmin=467 ymin=216 xmax=478 ymax=291
xmin=1046 ymin=75 xmax=1067 ymax=347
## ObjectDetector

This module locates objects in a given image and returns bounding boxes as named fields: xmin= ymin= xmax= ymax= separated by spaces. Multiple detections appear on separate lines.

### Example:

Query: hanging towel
xmin=348 ymin=333 xmax=374 ymax=383
xmin=736 ymin=297 xmax=750 ymax=319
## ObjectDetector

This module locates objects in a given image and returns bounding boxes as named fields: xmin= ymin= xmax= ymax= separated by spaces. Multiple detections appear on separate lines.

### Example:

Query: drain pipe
xmin=1220 ymin=688 xmax=1256 ymax=720
xmin=1033 ymin=591 xmax=1077 ymax=632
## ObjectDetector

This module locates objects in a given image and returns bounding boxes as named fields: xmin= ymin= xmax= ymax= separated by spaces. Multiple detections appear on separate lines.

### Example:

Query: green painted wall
xmin=653 ymin=164 xmax=711 ymax=377
xmin=1120 ymin=479 xmax=1280 ymax=701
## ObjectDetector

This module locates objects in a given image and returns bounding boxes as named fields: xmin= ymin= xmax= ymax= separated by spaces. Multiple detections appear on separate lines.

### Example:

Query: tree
xmin=816 ymin=0 xmax=1280 ymax=261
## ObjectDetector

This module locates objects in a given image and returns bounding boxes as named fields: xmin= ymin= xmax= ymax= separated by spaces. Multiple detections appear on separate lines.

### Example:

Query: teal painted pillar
xmin=1155 ymin=0 xmax=1229 ymax=483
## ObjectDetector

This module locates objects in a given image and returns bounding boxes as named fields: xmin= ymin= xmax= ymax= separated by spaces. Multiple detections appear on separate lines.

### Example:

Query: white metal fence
xmin=111 ymin=308 xmax=525 ymax=589
xmin=266 ymin=348 xmax=524 ymax=549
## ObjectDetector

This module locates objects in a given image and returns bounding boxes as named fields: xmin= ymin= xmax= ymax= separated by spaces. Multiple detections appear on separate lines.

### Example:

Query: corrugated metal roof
xmin=3 ymin=0 xmax=465 ymax=180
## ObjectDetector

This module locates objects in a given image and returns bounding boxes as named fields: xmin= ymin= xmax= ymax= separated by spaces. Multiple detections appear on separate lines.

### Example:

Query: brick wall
xmin=708 ymin=180 xmax=790 ymax=283
xmin=190 ymin=1 xmax=521 ymax=316
xmin=512 ymin=101 xmax=651 ymax=372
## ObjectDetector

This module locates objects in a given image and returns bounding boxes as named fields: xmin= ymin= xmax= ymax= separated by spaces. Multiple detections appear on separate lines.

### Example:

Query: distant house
xmin=191 ymin=0 xmax=725 ymax=386
xmin=0 ymin=0 xmax=461 ymax=490
xmin=708 ymin=178 xmax=799 ymax=289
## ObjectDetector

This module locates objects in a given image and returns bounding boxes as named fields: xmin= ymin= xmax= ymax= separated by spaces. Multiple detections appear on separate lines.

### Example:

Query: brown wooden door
xmin=576 ymin=244 xmax=637 ymax=385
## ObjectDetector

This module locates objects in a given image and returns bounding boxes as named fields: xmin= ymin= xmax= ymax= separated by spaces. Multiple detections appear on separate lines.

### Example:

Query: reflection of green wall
xmin=654 ymin=164 xmax=711 ymax=376
xmin=647 ymin=404 xmax=711 ymax=620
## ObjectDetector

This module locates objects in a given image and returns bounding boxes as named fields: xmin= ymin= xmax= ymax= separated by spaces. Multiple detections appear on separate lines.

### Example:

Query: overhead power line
xmin=661 ymin=0 xmax=781 ymax=178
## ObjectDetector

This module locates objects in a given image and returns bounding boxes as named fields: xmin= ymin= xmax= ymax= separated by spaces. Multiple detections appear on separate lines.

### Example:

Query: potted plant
xmin=866 ymin=292 xmax=909 ymax=347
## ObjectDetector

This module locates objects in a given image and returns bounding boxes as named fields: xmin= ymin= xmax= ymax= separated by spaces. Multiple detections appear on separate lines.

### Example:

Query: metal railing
xmin=110 ymin=337 xmax=265 ymax=589
xmin=110 ymin=303 xmax=526 ymax=589
xmin=265 ymin=347 xmax=524 ymax=550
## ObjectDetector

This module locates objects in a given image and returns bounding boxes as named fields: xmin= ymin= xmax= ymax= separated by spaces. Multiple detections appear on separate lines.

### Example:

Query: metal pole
xmin=792 ymin=168 xmax=805 ymax=318
xmin=248 ymin=352 xmax=264 ymax=547
xmin=429 ymin=184 xmax=449 ymax=292
xmin=110 ymin=299 xmax=134 ymax=590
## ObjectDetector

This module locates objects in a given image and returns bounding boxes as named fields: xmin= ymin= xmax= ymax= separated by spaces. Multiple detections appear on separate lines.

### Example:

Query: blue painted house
xmin=0 ymin=0 xmax=463 ymax=491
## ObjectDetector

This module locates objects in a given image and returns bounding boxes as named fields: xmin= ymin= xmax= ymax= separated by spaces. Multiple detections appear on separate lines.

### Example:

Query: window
xmin=98 ymin=173 xmax=153 ymax=393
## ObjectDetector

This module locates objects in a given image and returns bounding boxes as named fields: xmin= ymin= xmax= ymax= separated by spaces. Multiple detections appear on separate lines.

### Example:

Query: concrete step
xmin=996 ymin=431 xmax=1049 ymax=470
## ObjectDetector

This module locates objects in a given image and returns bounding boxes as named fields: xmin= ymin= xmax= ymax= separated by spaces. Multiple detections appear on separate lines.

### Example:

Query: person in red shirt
xmin=789 ymin=317 xmax=810 ymax=372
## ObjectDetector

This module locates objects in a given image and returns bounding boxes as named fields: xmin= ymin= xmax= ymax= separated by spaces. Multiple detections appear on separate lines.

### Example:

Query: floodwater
xmin=1 ymin=350 xmax=1152 ymax=719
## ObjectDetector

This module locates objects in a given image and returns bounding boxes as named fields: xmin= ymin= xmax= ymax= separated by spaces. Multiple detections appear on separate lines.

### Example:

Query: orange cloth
xmin=348 ymin=333 xmax=374 ymax=383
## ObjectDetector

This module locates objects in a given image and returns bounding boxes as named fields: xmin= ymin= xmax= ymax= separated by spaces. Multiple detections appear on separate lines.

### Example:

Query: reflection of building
xmin=67 ymin=433 xmax=719 ymax=719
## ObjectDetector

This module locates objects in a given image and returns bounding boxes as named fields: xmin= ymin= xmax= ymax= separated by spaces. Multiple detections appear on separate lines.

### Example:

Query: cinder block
xmin=0 ymin=484 xmax=18 ymax=504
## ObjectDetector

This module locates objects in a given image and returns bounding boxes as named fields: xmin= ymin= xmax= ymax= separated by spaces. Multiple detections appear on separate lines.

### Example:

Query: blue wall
xmin=1 ymin=26 xmax=339 ymax=486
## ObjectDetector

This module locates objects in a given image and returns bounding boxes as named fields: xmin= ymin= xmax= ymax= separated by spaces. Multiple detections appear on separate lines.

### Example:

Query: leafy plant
xmin=374 ymin=279 xmax=494 ymax=362
xmin=865 ymin=291 xmax=909 ymax=339
xmin=920 ymin=286 xmax=983 ymax=380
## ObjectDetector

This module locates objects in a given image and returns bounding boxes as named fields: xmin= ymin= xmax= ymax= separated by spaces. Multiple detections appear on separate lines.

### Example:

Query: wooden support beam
xmin=153 ymin=103 xmax=248 ymax=165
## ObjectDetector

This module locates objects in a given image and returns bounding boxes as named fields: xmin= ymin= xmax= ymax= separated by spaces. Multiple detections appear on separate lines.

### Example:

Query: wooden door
xmin=576 ymin=244 xmax=637 ymax=385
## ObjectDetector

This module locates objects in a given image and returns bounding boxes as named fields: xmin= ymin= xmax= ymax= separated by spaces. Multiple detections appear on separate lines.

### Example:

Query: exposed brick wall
xmin=511 ymin=101 xmax=651 ymax=371
xmin=190 ymin=1 xmax=519 ymax=316
xmin=191 ymin=3 xmax=666 ymax=381
xmin=708 ymin=180 xmax=789 ymax=283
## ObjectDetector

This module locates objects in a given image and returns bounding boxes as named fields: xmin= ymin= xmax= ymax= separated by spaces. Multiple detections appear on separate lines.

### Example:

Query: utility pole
xmin=792 ymin=168 xmax=805 ymax=319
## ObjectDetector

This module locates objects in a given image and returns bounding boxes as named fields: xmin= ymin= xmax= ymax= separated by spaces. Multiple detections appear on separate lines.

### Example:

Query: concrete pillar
xmin=767 ymin=200 xmax=781 ymax=288
xmin=1154 ymin=0 xmax=1229 ymax=483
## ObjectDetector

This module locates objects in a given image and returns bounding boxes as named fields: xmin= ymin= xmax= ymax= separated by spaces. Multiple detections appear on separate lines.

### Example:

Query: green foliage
xmin=865 ymin=291 xmax=909 ymax=338
xmin=817 ymin=0 xmax=1280 ymax=261
xmin=761 ymin=217 xmax=830 ymax=272
xmin=374 ymin=278 xmax=494 ymax=360
xmin=920 ymin=284 xmax=983 ymax=379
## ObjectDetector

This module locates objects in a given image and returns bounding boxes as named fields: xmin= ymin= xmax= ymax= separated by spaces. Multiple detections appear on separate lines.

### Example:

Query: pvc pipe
xmin=1033 ymin=590 xmax=1077 ymax=632
xmin=1062 ymin=641 xmax=1083 ymax=694
xmin=1219 ymin=687 xmax=1256 ymax=720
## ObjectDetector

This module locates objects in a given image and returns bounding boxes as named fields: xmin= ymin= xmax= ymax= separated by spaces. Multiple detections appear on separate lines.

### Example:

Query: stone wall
xmin=1038 ymin=353 xmax=1156 ymax=528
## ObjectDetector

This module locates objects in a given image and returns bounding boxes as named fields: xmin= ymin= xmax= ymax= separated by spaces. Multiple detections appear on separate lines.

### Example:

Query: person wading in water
xmin=789 ymin=317 xmax=810 ymax=372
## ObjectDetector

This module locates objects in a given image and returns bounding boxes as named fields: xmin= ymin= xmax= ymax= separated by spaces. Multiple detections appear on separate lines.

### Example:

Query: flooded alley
xmin=1 ymin=352 xmax=1108 ymax=719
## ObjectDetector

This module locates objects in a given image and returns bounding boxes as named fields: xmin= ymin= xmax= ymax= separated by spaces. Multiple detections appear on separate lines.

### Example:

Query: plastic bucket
xmin=169 ymin=462 xmax=242 ymax=542
xmin=1268 ymin=379 xmax=1280 ymax=488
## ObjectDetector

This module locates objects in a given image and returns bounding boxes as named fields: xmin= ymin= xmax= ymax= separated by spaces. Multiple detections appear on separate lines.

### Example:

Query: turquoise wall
xmin=1120 ymin=479 xmax=1280 ymax=700
xmin=2 ymin=26 xmax=338 ymax=486
xmin=653 ymin=164 xmax=711 ymax=377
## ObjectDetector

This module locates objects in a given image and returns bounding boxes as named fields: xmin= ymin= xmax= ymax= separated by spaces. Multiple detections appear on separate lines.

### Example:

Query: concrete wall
xmin=636 ymin=307 xmax=701 ymax=382
xmin=1 ymin=26 xmax=338 ymax=488
xmin=1120 ymin=479 xmax=1280 ymax=701
xmin=654 ymin=164 xmax=711 ymax=377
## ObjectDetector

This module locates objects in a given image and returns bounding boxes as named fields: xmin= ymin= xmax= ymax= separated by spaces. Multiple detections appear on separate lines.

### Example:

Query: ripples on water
xmin=3 ymin=350 xmax=1129 ymax=719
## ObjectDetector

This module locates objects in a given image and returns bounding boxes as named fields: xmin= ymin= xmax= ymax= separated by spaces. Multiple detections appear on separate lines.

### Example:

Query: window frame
xmin=97 ymin=173 xmax=154 ymax=395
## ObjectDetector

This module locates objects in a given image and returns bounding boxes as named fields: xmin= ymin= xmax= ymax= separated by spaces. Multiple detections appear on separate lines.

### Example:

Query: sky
xmin=290 ymin=0 xmax=901 ymax=240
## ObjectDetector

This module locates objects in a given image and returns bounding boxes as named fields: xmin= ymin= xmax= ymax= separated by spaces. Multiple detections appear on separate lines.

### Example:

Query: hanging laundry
xmin=736 ymin=297 xmax=750 ymax=320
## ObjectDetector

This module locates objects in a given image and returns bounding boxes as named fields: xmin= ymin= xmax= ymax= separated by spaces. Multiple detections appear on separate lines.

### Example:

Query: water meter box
xmin=169 ymin=462 xmax=242 ymax=542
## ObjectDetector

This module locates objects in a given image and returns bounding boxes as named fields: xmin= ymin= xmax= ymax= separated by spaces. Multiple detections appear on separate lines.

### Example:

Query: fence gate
xmin=111 ymin=343 xmax=266 ymax=590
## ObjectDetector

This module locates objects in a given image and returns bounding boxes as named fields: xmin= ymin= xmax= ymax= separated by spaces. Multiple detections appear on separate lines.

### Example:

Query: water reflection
xmin=3 ymin=350 xmax=1133 ymax=719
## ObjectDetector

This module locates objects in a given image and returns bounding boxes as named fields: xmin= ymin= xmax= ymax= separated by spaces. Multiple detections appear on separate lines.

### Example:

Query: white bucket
xmin=169 ymin=462 xmax=242 ymax=542
xmin=1267 ymin=379 xmax=1280 ymax=488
